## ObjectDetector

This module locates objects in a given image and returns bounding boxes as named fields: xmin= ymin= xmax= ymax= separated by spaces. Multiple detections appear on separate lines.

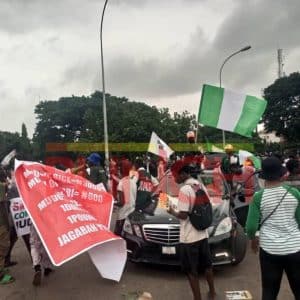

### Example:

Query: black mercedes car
xmin=121 ymin=169 xmax=247 ymax=266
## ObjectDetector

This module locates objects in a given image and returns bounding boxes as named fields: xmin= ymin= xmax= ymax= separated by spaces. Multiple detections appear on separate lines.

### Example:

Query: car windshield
xmin=199 ymin=171 xmax=228 ymax=205
xmin=152 ymin=169 xmax=230 ymax=220
xmin=199 ymin=171 xmax=230 ymax=222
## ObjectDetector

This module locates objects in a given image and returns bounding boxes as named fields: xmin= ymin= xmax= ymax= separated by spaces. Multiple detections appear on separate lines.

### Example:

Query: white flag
xmin=211 ymin=145 xmax=225 ymax=153
xmin=148 ymin=132 xmax=174 ymax=161
xmin=1 ymin=149 xmax=16 ymax=166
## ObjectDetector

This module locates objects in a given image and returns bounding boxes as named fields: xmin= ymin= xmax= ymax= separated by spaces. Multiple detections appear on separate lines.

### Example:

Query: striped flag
xmin=198 ymin=84 xmax=267 ymax=137
xmin=148 ymin=132 xmax=174 ymax=161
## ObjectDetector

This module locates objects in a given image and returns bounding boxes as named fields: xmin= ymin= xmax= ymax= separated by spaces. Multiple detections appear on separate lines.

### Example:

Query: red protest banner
xmin=14 ymin=160 xmax=124 ymax=268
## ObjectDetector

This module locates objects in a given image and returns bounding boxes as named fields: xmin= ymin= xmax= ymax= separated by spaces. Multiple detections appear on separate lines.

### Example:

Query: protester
xmin=5 ymin=178 xmax=31 ymax=267
xmin=0 ymin=167 xmax=15 ymax=284
xmin=86 ymin=153 xmax=107 ymax=187
xmin=285 ymin=158 xmax=300 ymax=190
xmin=231 ymin=162 xmax=260 ymax=204
xmin=114 ymin=160 xmax=137 ymax=235
xmin=30 ymin=225 xmax=53 ymax=286
xmin=157 ymin=158 xmax=166 ymax=181
xmin=134 ymin=158 xmax=158 ymax=210
xmin=246 ymin=157 xmax=300 ymax=299
xmin=168 ymin=162 xmax=216 ymax=300
xmin=109 ymin=157 xmax=119 ymax=199
xmin=220 ymin=144 xmax=239 ymax=187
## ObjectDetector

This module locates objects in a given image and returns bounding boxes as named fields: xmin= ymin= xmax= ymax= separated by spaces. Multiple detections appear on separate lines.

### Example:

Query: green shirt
xmin=246 ymin=185 xmax=300 ymax=255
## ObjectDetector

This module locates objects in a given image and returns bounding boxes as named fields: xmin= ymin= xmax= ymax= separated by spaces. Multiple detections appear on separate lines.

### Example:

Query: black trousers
xmin=259 ymin=248 xmax=300 ymax=300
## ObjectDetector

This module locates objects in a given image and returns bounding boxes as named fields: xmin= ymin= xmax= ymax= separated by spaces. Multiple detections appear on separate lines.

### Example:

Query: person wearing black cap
xmin=168 ymin=162 xmax=216 ymax=300
xmin=246 ymin=157 xmax=300 ymax=299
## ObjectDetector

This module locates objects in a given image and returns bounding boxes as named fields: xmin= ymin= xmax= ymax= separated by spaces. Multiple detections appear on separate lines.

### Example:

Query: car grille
xmin=143 ymin=224 xmax=180 ymax=245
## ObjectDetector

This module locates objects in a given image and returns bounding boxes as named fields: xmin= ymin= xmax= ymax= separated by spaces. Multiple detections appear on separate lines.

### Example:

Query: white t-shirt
xmin=177 ymin=178 xmax=208 ymax=244
xmin=117 ymin=175 xmax=137 ymax=220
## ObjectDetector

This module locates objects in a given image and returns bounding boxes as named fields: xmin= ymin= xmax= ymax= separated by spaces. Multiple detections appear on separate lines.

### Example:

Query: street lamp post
xmin=100 ymin=0 xmax=109 ymax=167
xmin=219 ymin=45 xmax=251 ymax=147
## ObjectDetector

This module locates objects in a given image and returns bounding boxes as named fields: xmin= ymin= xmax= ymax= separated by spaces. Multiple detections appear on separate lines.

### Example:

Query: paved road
xmin=1 ymin=237 xmax=294 ymax=300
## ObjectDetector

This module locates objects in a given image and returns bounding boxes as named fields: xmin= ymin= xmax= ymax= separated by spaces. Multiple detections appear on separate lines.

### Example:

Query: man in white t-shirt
xmin=168 ymin=163 xmax=216 ymax=300
xmin=114 ymin=162 xmax=137 ymax=235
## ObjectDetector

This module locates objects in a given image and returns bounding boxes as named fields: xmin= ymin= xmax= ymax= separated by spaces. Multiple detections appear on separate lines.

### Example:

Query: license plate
xmin=162 ymin=246 xmax=176 ymax=255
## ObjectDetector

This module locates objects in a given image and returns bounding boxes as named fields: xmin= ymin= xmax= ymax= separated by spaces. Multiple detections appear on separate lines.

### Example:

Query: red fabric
xmin=15 ymin=161 xmax=118 ymax=266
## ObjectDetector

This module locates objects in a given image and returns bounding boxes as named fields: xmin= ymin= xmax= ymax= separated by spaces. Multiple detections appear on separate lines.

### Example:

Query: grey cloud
xmin=104 ymin=0 xmax=300 ymax=97
xmin=0 ymin=0 xmax=98 ymax=34
xmin=0 ymin=0 xmax=148 ymax=34
xmin=214 ymin=0 xmax=300 ymax=51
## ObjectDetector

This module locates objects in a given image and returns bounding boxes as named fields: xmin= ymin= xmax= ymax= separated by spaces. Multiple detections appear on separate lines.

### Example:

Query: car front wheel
xmin=231 ymin=223 xmax=247 ymax=265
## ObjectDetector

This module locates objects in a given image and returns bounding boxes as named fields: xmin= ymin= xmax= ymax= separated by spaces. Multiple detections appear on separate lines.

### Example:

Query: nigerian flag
xmin=198 ymin=84 xmax=267 ymax=137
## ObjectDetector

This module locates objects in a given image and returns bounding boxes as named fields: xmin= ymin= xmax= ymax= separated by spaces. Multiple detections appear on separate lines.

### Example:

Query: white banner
xmin=9 ymin=197 xmax=31 ymax=236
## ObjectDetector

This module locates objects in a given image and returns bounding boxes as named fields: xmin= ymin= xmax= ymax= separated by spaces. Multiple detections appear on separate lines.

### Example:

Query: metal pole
xmin=100 ymin=0 xmax=109 ymax=167
xmin=219 ymin=46 xmax=251 ymax=147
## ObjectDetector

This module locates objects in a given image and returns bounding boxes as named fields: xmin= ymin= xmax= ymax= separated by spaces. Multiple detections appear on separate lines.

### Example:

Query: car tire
xmin=231 ymin=223 xmax=247 ymax=265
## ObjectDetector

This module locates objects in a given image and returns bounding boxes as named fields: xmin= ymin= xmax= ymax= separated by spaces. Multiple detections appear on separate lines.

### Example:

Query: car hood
xmin=129 ymin=207 xmax=179 ymax=225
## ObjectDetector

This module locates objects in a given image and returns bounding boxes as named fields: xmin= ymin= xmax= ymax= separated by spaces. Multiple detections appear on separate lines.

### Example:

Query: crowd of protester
xmin=0 ymin=148 xmax=299 ymax=300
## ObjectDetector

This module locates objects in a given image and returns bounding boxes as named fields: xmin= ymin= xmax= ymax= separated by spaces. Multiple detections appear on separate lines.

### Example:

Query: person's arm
xmin=296 ymin=202 xmax=300 ymax=226
xmin=245 ymin=190 xmax=263 ymax=254
xmin=115 ymin=181 xmax=124 ymax=207
xmin=168 ymin=206 xmax=188 ymax=220
xmin=70 ymin=164 xmax=86 ymax=174
xmin=286 ymin=186 xmax=300 ymax=226
xmin=168 ymin=185 xmax=191 ymax=220
xmin=116 ymin=191 xmax=125 ymax=207
xmin=245 ymin=190 xmax=263 ymax=239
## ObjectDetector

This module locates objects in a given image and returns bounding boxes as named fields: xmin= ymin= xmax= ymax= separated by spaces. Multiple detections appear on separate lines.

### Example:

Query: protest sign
xmin=14 ymin=160 xmax=127 ymax=281
xmin=10 ymin=197 xmax=31 ymax=236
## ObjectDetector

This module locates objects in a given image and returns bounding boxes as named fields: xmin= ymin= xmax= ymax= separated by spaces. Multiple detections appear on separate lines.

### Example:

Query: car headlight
xmin=123 ymin=218 xmax=133 ymax=235
xmin=214 ymin=217 xmax=232 ymax=236
xmin=133 ymin=224 xmax=143 ymax=238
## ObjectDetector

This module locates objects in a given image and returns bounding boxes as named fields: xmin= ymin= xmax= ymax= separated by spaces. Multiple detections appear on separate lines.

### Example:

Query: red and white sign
xmin=10 ymin=197 xmax=31 ymax=237
xmin=14 ymin=160 xmax=126 ymax=281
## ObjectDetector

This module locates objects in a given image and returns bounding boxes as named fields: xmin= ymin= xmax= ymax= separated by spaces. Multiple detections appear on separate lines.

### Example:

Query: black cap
xmin=259 ymin=157 xmax=286 ymax=181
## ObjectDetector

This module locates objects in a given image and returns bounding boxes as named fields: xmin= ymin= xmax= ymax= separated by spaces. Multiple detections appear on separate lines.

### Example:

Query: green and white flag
xmin=198 ymin=84 xmax=267 ymax=137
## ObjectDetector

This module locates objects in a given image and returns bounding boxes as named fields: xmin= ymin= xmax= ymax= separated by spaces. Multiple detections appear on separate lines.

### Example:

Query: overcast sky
xmin=0 ymin=0 xmax=299 ymax=136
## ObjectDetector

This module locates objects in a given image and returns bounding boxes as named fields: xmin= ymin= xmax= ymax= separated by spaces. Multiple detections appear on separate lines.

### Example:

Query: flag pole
xmin=100 ymin=0 xmax=109 ymax=169
xmin=219 ymin=45 xmax=252 ymax=147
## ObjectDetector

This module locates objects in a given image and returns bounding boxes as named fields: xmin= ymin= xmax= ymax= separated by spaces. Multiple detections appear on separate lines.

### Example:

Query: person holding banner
xmin=115 ymin=160 xmax=137 ymax=235
xmin=0 ymin=167 xmax=15 ymax=284
xmin=30 ymin=225 xmax=53 ymax=286
xmin=5 ymin=179 xmax=31 ymax=267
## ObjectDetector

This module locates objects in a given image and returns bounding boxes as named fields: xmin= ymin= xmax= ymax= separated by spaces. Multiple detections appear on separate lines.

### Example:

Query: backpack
xmin=188 ymin=184 xmax=213 ymax=230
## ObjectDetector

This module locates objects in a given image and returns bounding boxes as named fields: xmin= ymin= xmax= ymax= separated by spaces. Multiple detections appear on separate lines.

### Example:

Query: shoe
xmin=4 ymin=261 xmax=18 ymax=268
xmin=32 ymin=270 xmax=42 ymax=286
xmin=44 ymin=268 xmax=53 ymax=277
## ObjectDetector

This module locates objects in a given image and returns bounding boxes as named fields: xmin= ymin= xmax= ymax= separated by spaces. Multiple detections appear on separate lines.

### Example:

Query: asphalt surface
xmin=1 ymin=236 xmax=295 ymax=300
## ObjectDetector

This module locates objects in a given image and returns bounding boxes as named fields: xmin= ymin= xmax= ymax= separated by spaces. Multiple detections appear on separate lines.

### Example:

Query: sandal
xmin=0 ymin=274 xmax=15 ymax=285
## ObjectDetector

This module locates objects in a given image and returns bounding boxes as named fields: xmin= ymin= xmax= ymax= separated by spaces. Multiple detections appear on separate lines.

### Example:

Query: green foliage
xmin=263 ymin=72 xmax=300 ymax=143
xmin=32 ymin=92 xmax=197 ymax=158
xmin=0 ymin=123 xmax=32 ymax=162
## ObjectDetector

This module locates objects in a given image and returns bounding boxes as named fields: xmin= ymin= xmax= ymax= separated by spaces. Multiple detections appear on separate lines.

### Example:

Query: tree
xmin=19 ymin=123 xmax=32 ymax=160
xmin=0 ymin=125 xmax=33 ymax=164
xmin=262 ymin=72 xmax=300 ymax=143
xmin=32 ymin=92 xmax=196 ymax=159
